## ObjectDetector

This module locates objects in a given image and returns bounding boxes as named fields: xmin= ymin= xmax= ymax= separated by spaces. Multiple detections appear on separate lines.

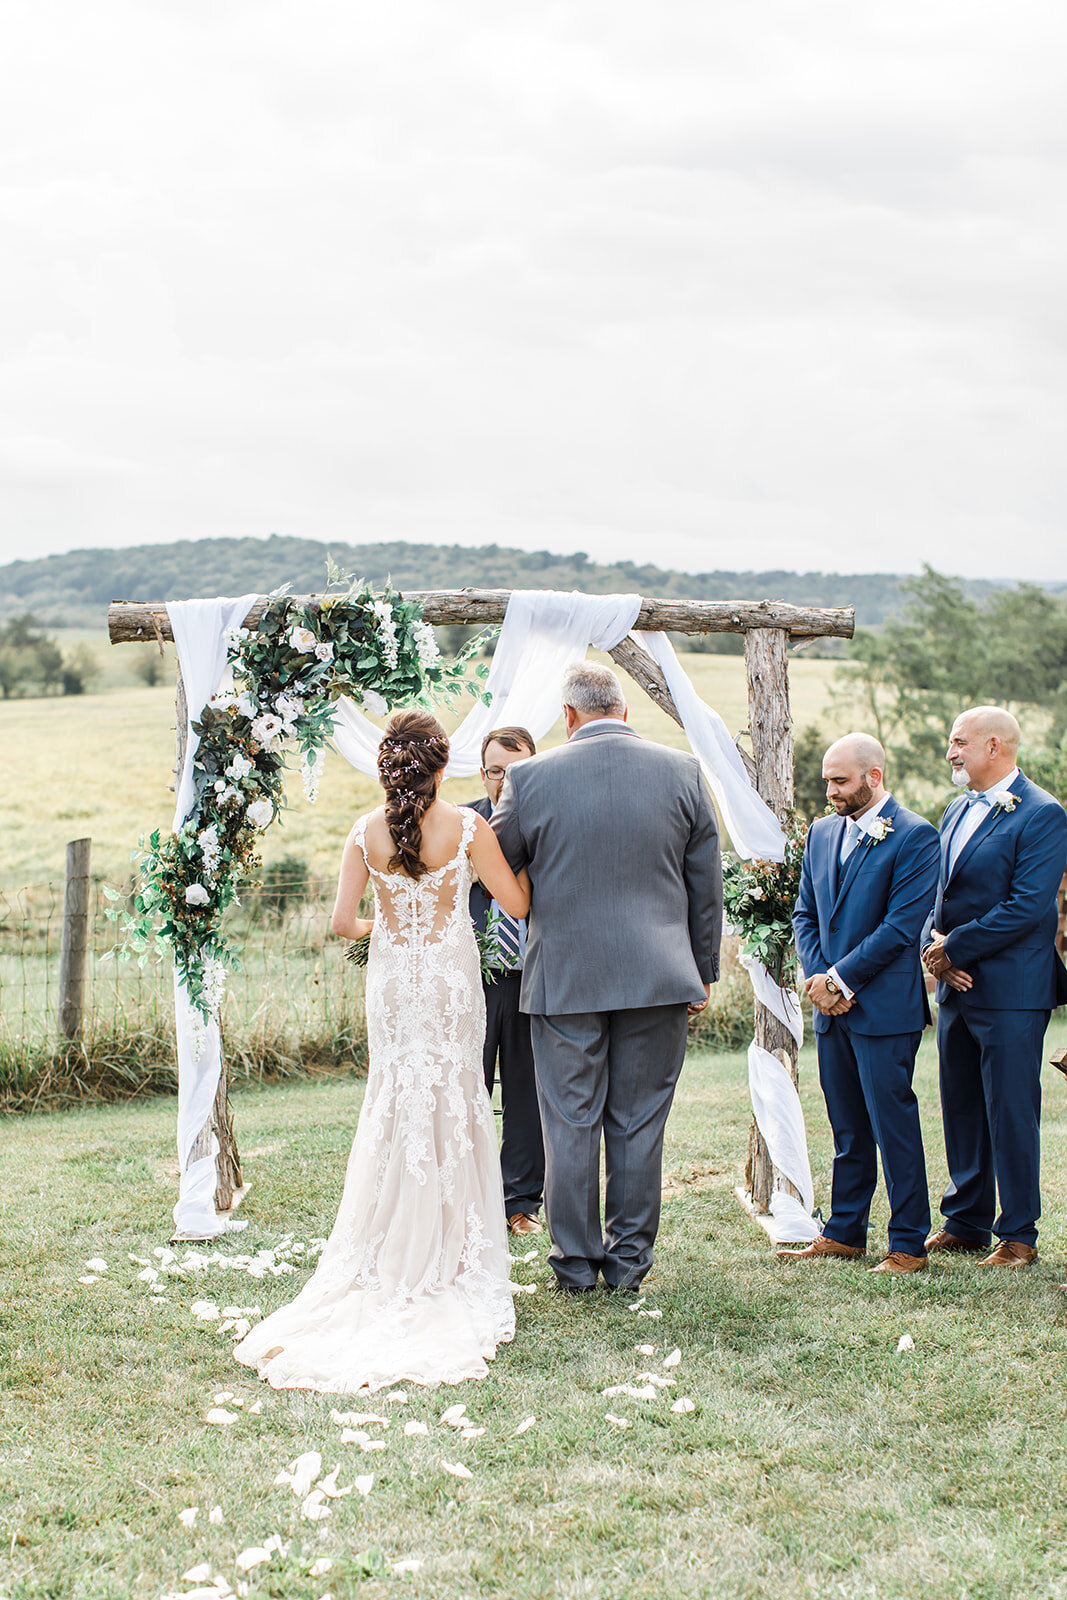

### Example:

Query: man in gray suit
xmin=492 ymin=662 xmax=721 ymax=1292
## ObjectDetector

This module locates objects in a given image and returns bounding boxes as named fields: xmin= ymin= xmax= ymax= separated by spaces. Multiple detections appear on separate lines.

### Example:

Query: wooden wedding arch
xmin=109 ymin=590 xmax=855 ymax=1231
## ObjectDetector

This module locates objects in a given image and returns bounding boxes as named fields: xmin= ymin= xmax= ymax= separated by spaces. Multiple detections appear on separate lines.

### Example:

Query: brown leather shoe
xmin=508 ymin=1212 xmax=543 ymax=1236
xmin=926 ymin=1229 xmax=988 ymax=1254
xmin=978 ymin=1240 xmax=1038 ymax=1268
xmin=868 ymin=1251 xmax=928 ymax=1274
xmin=776 ymin=1236 xmax=865 ymax=1262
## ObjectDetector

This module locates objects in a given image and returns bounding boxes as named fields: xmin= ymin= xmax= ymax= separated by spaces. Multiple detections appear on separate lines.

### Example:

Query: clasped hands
xmin=804 ymin=974 xmax=855 ymax=1017
xmin=921 ymin=931 xmax=972 ymax=992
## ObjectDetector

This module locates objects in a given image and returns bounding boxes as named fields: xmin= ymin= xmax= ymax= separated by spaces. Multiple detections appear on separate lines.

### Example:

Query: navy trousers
xmin=817 ymin=1019 xmax=930 ymax=1256
xmin=482 ymin=973 xmax=545 ymax=1219
xmin=936 ymin=999 xmax=1047 ymax=1249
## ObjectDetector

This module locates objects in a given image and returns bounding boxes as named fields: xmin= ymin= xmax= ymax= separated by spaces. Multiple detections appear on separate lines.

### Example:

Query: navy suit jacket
xmin=793 ymin=797 xmax=941 ymax=1037
xmin=927 ymin=771 xmax=1067 ymax=1011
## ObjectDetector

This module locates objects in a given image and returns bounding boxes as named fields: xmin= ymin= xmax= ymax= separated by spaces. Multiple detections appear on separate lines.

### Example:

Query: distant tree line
xmin=0 ymin=615 xmax=100 ymax=699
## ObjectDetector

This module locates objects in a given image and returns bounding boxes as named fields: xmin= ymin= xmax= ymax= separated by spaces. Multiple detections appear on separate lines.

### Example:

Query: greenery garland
xmin=720 ymin=813 xmax=810 ymax=986
xmin=107 ymin=567 xmax=491 ymax=1025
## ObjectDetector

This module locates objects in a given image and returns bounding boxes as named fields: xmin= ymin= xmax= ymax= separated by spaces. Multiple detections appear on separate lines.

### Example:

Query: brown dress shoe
xmin=978 ymin=1240 xmax=1038 ymax=1267
xmin=507 ymin=1213 xmax=543 ymax=1236
xmin=776 ymin=1236 xmax=865 ymax=1262
xmin=868 ymin=1251 xmax=928 ymax=1274
xmin=926 ymin=1229 xmax=988 ymax=1254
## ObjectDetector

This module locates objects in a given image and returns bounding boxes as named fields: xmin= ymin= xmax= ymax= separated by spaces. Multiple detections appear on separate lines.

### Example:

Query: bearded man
xmin=922 ymin=706 xmax=1067 ymax=1267
xmin=786 ymin=733 xmax=940 ymax=1274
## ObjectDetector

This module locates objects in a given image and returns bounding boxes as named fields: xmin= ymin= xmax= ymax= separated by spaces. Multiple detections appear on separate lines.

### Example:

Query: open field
xmin=3 ymin=1023 xmax=1067 ymax=1600
xmin=0 ymin=650 xmax=840 ymax=890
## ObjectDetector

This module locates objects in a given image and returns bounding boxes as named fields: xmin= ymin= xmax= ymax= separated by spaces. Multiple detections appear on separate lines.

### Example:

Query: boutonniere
xmin=989 ymin=787 xmax=1019 ymax=814
xmin=865 ymin=817 xmax=894 ymax=845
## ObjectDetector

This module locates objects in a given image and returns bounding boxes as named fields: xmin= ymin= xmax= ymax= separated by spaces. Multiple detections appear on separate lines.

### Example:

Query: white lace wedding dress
xmin=234 ymin=809 xmax=515 ymax=1393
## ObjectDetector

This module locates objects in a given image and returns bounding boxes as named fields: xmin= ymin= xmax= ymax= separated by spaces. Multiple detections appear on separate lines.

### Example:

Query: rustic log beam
xmin=607 ymin=637 xmax=683 ymax=728
xmin=741 ymin=627 xmax=806 ymax=1224
xmin=109 ymin=592 xmax=855 ymax=644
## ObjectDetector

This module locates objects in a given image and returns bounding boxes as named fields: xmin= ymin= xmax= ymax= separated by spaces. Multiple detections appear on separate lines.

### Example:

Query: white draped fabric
xmin=168 ymin=595 xmax=259 ymax=1240
xmin=161 ymin=586 xmax=814 ymax=1241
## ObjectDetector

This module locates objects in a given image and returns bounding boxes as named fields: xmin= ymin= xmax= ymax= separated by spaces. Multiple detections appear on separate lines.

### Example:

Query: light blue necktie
xmin=840 ymin=819 xmax=861 ymax=864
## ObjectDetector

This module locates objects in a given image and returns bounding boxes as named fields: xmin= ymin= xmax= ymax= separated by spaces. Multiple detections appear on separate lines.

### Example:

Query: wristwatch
xmin=824 ymin=975 xmax=840 ymax=996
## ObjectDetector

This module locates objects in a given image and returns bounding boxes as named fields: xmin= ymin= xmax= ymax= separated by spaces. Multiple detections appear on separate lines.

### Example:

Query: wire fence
xmin=0 ymin=871 xmax=368 ymax=1111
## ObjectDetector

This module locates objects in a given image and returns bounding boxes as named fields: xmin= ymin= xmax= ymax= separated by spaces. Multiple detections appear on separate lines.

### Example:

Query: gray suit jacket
xmin=491 ymin=722 xmax=722 ymax=1015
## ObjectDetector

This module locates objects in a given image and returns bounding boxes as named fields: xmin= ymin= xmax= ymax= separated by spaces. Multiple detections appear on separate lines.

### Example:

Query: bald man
xmin=786 ymin=734 xmax=941 ymax=1273
xmin=922 ymin=707 xmax=1067 ymax=1267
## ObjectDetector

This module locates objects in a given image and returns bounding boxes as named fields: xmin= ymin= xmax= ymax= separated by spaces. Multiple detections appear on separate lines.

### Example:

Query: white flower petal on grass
xmin=603 ymin=1383 xmax=659 ymax=1400
xmin=671 ymin=1397 xmax=696 ymax=1414
xmin=404 ymin=1420 xmax=429 ymax=1437
xmin=247 ymin=1398 xmax=263 ymax=1414
xmin=208 ymin=1506 xmax=224 ymax=1525
xmin=330 ymin=1408 xmax=388 ymax=1428
xmin=183 ymin=1564 xmax=214 ymax=1583
xmin=129 ymin=1253 xmax=149 ymax=1265
xmin=213 ymin=1391 xmax=235 ymax=1404
xmin=514 ymin=1416 xmax=536 ymax=1435
xmin=440 ymin=1404 xmax=467 ymax=1427
xmin=85 ymin=1258 xmax=108 ymax=1273
xmin=663 ymin=1348 xmax=682 ymax=1368
xmin=896 ymin=1334 xmax=915 ymax=1354
xmin=275 ymin=1451 xmax=322 ymax=1497
xmin=354 ymin=1474 xmax=375 ymax=1496
xmin=638 ymin=1308 xmax=663 ymax=1320
xmin=441 ymin=1460 xmax=473 ymax=1479
xmin=263 ymin=1535 xmax=289 ymax=1557
xmin=511 ymin=1282 xmax=537 ymax=1295
xmin=191 ymin=1300 xmax=219 ymax=1320
xmin=162 ymin=1589 xmax=223 ymax=1600
xmin=604 ymin=1413 xmax=631 ymax=1430
xmin=625 ymin=1298 xmax=646 ymax=1313
xmin=308 ymin=1558 xmax=333 ymax=1576
xmin=178 ymin=1507 xmax=198 ymax=1528
xmin=509 ymin=1249 xmax=538 ymax=1264
xmin=317 ymin=1467 xmax=352 ymax=1499
xmin=138 ymin=1267 xmax=160 ymax=1284
xmin=77 ymin=1275 xmax=100 ymax=1285
xmin=636 ymin=1373 xmax=675 ymax=1388
xmin=393 ymin=1559 xmax=424 ymax=1573
xmin=340 ymin=1429 xmax=386 ymax=1450
xmin=460 ymin=1427 xmax=485 ymax=1440
xmin=385 ymin=1389 xmax=408 ymax=1404
xmin=205 ymin=1408 xmax=239 ymax=1426
xmin=635 ymin=1344 xmax=655 ymax=1357
xmin=235 ymin=1548 xmax=271 ymax=1574
xmin=300 ymin=1490 xmax=331 ymax=1522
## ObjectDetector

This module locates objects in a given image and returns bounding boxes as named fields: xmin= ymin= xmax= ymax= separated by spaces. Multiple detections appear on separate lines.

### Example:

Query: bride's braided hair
xmin=377 ymin=710 xmax=450 ymax=878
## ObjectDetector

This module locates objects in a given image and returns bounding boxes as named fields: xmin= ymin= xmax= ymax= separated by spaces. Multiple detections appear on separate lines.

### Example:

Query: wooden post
xmin=174 ymin=663 xmax=242 ymax=1222
xmin=742 ymin=628 xmax=801 ymax=1215
xmin=57 ymin=837 xmax=92 ymax=1039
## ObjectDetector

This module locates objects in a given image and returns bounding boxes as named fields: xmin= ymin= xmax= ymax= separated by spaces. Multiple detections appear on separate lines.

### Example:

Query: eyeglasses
xmin=483 ymin=766 xmax=508 ymax=780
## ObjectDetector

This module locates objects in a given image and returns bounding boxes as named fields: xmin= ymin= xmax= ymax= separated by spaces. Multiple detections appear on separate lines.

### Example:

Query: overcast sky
xmin=1 ymin=1 xmax=1064 ymax=580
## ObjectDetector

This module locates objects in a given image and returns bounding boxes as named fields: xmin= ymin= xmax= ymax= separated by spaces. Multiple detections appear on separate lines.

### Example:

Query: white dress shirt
xmin=946 ymin=767 xmax=1019 ymax=872
xmin=827 ymin=794 xmax=893 ymax=1001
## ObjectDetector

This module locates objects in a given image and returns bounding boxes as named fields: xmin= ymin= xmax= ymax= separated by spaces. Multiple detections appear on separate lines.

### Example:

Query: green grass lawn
xmin=3 ymin=1022 xmax=1067 ymax=1600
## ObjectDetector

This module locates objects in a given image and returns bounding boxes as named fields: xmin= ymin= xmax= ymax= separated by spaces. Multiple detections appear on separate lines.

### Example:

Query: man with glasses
xmin=465 ymin=727 xmax=545 ymax=1236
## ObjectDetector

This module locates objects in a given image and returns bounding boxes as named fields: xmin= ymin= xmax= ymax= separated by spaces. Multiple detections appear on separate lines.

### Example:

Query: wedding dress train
xmin=234 ymin=809 xmax=515 ymax=1393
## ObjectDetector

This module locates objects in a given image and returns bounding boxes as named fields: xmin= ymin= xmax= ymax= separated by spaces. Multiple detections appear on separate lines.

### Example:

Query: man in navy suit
xmin=785 ymin=733 xmax=941 ymax=1274
xmin=922 ymin=706 xmax=1067 ymax=1267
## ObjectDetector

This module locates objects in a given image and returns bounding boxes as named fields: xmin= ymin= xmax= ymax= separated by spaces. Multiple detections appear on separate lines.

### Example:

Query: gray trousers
xmin=528 ymin=1004 xmax=690 ymax=1289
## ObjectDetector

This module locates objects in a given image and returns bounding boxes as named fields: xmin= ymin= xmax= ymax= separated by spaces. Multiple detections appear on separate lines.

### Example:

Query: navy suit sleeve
xmin=792 ymin=831 xmax=826 ymax=981
xmin=944 ymin=802 xmax=1067 ymax=968
xmin=834 ymin=824 xmax=940 ymax=994
xmin=490 ymin=768 xmax=528 ymax=872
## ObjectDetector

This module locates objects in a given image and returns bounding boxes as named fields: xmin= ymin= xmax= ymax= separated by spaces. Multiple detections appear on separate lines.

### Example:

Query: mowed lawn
xmin=3 ymin=1022 xmax=1067 ymax=1600
xmin=0 ymin=650 xmax=839 ymax=891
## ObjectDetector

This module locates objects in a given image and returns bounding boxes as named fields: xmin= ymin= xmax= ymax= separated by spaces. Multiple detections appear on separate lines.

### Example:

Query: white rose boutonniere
xmin=989 ymin=787 xmax=1019 ymax=814
xmin=866 ymin=816 xmax=894 ymax=845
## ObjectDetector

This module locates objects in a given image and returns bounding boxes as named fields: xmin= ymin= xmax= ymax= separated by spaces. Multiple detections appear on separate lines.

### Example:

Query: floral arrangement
xmin=721 ymin=812 xmax=810 ymax=985
xmin=107 ymin=567 xmax=491 ymax=1029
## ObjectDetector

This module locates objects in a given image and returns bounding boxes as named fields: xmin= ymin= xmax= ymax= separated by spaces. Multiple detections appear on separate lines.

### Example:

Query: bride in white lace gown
xmin=235 ymin=711 xmax=530 ymax=1394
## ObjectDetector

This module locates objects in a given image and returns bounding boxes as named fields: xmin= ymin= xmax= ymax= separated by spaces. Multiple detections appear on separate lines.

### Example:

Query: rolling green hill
xmin=0 ymin=534 xmax=1049 ymax=630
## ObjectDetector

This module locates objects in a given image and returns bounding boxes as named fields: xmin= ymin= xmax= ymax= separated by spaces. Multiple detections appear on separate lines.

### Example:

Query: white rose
xmin=185 ymin=884 xmax=211 ymax=906
xmin=235 ymin=693 xmax=257 ymax=719
xmin=226 ymin=753 xmax=254 ymax=781
xmin=246 ymin=798 xmax=275 ymax=828
xmin=315 ymin=641 xmax=334 ymax=662
xmin=288 ymin=626 xmax=318 ymax=653
xmin=362 ymin=689 xmax=388 ymax=718
xmin=251 ymin=713 xmax=284 ymax=750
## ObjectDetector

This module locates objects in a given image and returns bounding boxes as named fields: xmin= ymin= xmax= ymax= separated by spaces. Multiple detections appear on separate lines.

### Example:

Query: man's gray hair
xmin=561 ymin=661 xmax=627 ymax=718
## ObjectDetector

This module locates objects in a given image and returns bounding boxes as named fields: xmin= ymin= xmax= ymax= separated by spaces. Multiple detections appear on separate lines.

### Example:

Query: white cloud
xmin=0 ymin=0 xmax=1064 ymax=578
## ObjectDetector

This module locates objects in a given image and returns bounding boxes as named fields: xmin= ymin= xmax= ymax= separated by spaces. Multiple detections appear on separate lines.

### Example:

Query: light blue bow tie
xmin=967 ymin=790 xmax=993 ymax=808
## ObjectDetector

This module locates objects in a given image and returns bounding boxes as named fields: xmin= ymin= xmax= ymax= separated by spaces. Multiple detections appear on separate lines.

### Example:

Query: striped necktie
xmin=495 ymin=909 xmax=524 ymax=970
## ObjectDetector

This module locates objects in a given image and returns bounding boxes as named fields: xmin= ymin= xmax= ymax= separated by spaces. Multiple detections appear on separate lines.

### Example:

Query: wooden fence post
xmin=58 ymin=837 xmax=92 ymax=1040
xmin=743 ymin=629 xmax=804 ymax=1216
